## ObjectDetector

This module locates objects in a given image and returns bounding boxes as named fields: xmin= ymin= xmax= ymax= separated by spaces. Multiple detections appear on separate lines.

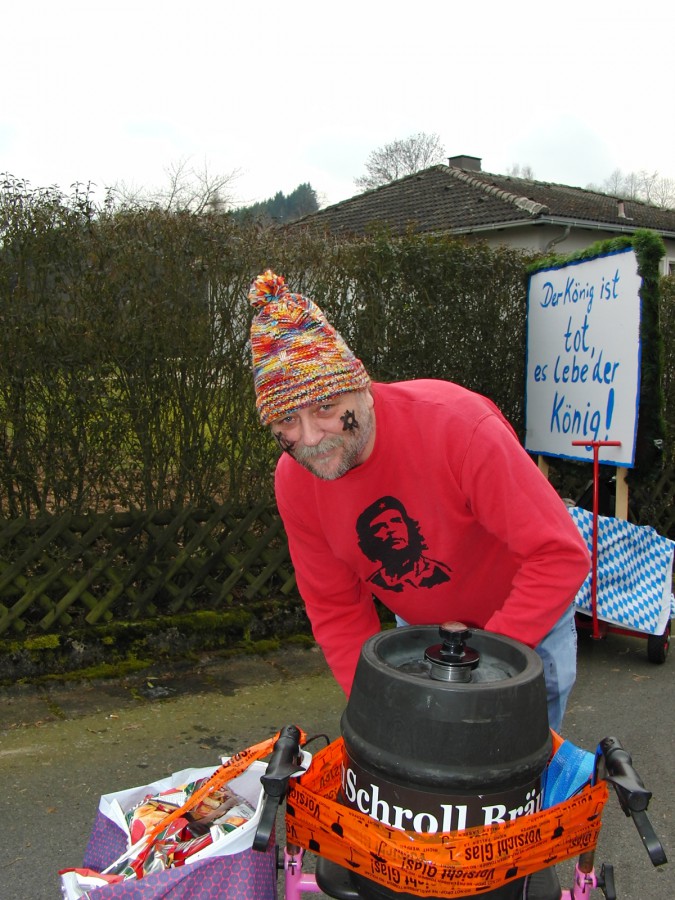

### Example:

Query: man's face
xmin=270 ymin=389 xmax=375 ymax=481
xmin=369 ymin=510 xmax=409 ymax=550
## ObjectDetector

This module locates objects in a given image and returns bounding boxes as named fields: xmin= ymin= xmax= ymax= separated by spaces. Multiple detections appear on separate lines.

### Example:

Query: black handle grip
xmin=252 ymin=724 xmax=303 ymax=853
xmin=260 ymin=724 xmax=303 ymax=797
xmin=597 ymin=736 xmax=668 ymax=868
xmin=597 ymin=736 xmax=651 ymax=813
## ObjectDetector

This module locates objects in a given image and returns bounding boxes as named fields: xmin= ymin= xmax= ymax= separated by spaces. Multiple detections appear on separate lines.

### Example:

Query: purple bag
xmin=61 ymin=762 xmax=277 ymax=899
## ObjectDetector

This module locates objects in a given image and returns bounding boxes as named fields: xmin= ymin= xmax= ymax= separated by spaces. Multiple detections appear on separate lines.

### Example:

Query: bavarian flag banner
xmin=569 ymin=507 xmax=675 ymax=635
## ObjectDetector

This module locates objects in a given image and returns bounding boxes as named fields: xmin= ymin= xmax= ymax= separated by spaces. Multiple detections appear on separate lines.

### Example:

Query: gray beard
xmin=292 ymin=419 xmax=373 ymax=481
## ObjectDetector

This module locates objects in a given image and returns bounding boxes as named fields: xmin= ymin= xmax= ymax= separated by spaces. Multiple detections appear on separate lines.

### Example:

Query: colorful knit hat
xmin=248 ymin=270 xmax=371 ymax=425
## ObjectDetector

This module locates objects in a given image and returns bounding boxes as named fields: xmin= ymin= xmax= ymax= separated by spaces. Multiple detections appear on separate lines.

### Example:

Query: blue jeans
xmin=394 ymin=605 xmax=577 ymax=733
xmin=534 ymin=604 xmax=577 ymax=733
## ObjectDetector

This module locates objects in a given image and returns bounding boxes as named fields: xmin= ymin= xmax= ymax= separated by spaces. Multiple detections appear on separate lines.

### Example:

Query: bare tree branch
xmin=506 ymin=163 xmax=535 ymax=179
xmin=587 ymin=168 xmax=675 ymax=209
xmin=355 ymin=133 xmax=446 ymax=191
xmin=110 ymin=157 xmax=240 ymax=212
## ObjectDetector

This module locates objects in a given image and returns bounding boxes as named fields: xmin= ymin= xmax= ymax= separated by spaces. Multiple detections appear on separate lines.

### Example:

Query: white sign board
xmin=525 ymin=247 xmax=641 ymax=466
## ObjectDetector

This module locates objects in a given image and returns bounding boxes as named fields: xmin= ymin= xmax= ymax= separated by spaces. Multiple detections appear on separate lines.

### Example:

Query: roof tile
xmin=294 ymin=165 xmax=675 ymax=237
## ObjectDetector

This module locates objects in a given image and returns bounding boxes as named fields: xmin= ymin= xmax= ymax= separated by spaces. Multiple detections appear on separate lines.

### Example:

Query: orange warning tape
xmin=286 ymin=737 xmax=608 ymax=898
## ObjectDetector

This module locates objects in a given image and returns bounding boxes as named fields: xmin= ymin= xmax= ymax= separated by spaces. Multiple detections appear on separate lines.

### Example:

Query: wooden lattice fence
xmin=0 ymin=500 xmax=297 ymax=637
xmin=2 ymin=472 xmax=675 ymax=640
xmin=631 ymin=467 xmax=675 ymax=538
xmin=0 ymin=464 xmax=673 ymax=676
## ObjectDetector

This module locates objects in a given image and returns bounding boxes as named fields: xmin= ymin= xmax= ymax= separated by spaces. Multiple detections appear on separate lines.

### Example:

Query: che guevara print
xmin=356 ymin=496 xmax=452 ymax=593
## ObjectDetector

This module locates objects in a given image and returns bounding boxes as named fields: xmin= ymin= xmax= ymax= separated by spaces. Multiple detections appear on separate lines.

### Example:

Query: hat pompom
xmin=248 ymin=270 xmax=288 ymax=309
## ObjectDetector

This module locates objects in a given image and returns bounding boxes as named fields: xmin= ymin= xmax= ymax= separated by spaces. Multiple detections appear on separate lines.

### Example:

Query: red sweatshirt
xmin=275 ymin=380 xmax=590 ymax=695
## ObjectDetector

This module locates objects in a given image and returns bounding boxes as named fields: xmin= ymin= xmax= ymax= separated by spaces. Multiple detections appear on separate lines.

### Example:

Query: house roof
xmin=293 ymin=164 xmax=675 ymax=239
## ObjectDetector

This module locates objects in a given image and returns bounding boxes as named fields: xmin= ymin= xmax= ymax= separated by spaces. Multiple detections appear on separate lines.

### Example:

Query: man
xmin=247 ymin=270 xmax=590 ymax=731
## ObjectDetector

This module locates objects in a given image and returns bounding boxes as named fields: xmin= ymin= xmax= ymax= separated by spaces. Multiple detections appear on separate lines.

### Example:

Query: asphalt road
xmin=1 ymin=627 xmax=672 ymax=900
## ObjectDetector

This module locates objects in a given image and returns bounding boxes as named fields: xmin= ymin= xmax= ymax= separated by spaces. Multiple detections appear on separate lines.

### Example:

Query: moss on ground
xmin=0 ymin=603 xmax=315 ymax=686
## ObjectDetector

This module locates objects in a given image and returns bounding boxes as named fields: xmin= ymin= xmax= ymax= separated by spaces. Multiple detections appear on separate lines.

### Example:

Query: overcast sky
xmin=3 ymin=0 xmax=674 ymax=210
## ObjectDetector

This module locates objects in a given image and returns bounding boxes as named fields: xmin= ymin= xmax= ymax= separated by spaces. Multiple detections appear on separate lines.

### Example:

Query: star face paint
xmin=341 ymin=409 xmax=359 ymax=431
xmin=274 ymin=431 xmax=296 ymax=454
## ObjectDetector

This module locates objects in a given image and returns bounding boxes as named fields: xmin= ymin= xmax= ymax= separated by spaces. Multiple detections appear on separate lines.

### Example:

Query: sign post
xmin=572 ymin=440 xmax=621 ymax=639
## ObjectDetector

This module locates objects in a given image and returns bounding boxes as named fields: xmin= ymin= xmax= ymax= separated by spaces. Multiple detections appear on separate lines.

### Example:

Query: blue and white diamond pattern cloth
xmin=569 ymin=507 xmax=675 ymax=635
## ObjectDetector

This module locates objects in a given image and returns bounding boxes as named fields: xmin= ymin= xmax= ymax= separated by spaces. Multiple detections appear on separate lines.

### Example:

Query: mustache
xmin=293 ymin=436 xmax=344 ymax=461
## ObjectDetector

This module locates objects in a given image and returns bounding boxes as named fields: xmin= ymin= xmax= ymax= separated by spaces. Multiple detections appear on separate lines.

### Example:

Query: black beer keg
xmin=333 ymin=623 xmax=553 ymax=900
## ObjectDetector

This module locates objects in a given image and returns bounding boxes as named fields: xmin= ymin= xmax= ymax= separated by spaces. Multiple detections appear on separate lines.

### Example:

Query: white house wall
xmin=471 ymin=226 xmax=675 ymax=275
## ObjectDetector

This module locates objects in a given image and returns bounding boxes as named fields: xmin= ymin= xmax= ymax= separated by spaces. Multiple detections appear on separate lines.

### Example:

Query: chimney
xmin=617 ymin=199 xmax=626 ymax=218
xmin=448 ymin=155 xmax=482 ymax=172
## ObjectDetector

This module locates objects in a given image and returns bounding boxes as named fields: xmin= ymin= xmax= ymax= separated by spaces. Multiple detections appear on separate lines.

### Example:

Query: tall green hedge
xmin=1 ymin=178 xmax=672 ymax=518
xmin=659 ymin=273 xmax=675 ymax=453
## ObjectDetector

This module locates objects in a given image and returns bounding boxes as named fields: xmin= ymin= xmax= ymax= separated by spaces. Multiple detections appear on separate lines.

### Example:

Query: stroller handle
xmin=253 ymin=724 xmax=303 ymax=852
xmin=597 ymin=736 xmax=667 ymax=867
